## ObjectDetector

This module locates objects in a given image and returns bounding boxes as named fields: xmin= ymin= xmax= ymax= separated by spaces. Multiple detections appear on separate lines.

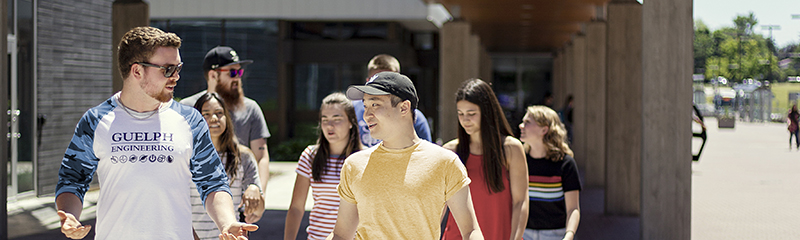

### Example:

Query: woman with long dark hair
xmin=190 ymin=93 xmax=264 ymax=240
xmin=519 ymin=106 xmax=581 ymax=240
xmin=284 ymin=92 xmax=362 ymax=240
xmin=442 ymin=79 xmax=529 ymax=240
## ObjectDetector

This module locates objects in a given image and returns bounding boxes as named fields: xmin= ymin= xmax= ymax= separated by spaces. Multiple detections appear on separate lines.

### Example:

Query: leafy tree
xmin=694 ymin=20 xmax=714 ymax=73
xmin=701 ymin=12 xmax=780 ymax=82
xmin=733 ymin=12 xmax=757 ymax=35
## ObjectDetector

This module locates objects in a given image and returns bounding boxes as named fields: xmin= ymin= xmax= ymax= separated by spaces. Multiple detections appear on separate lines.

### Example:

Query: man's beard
xmin=141 ymin=79 xmax=174 ymax=103
xmin=216 ymin=82 xmax=243 ymax=110
xmin=153 ymin=91 xmax=173 ymax=103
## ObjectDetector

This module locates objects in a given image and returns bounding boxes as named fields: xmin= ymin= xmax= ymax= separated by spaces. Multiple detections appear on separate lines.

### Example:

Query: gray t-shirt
xmin=180 ymin=90 xmax=271 ymax=147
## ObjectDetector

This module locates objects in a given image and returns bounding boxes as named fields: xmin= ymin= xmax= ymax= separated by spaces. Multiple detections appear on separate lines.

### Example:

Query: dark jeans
xmin=791 ymin=130 xmax=799 ymax=148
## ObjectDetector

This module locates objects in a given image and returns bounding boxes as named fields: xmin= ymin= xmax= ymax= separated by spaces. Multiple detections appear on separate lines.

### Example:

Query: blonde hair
xmin=524 ymin=105 xmax=573 ymax=162
xmin=367 ymin=54 xmax=400 ymax=73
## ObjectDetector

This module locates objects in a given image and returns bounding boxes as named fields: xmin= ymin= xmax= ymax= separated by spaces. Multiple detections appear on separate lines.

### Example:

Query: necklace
xmin=118 ymin=97 xmax=160 ymax=120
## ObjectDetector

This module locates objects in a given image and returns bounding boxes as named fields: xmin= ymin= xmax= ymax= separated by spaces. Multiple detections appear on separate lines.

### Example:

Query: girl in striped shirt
xmin=284 ymin=92 xmax=362 ymax=240
xmin=518 ymin=106 xmax=582 ymax=240
xmin=190 ymin=93 xmax=264 ymax=240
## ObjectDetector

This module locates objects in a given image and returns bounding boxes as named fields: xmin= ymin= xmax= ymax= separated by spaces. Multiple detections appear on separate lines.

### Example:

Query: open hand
xmin=58 ymin=210 xmax=91 ymax=239
xmin=219 ymin=222 xmax=259 ymax=240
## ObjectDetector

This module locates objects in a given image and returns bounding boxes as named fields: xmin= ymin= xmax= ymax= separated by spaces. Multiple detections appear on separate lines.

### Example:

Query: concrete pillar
xmin=479 ymin=46 xmax=492 ymax=83
xmin=560 ymin=44 xmax=574 ymax=109
xmin=641 ymin=0 xmax=692 ymax=238
xmin=584 ymin=21 xmax=607 ymax=188
xmin=552 ymin=50 xmax=563 ymax=108
xmin=572 ymin=35 xmax=587 ymax=171
xmin=112 ymin=0 xmax=149 ymax=93
xmin=605 ymin=1 xmax=642 ymax=215
xmin=440 ymin=21 xmax=480 ymax=141
xmin=0 ymin=1 xmax=8 ymax=238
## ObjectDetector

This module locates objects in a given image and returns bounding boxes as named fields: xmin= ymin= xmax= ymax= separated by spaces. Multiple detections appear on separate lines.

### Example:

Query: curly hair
xmin=117 ymin=26 xmax=181 ymax=79
xmin=524 ymin=105 xmax=573 ymax=162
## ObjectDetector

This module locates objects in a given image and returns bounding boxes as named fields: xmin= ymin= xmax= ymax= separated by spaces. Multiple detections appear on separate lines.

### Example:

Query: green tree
xmin=703 ymin=13 xmax=779 ymax=82
xmin=733 ymin=11 xmax=757 ymax=35
xmin=694 ymin=20 xmax=715 ymax=74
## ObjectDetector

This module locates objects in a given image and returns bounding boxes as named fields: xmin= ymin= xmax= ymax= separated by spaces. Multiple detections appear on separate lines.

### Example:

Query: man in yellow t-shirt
xmin=327 ymin=72 xmax=484 ymax=240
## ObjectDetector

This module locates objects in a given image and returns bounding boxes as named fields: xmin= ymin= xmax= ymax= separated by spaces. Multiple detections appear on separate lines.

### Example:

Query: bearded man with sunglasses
xmin=55 ymin=27 xmax=257 ymax=240
xmin=180 ymin=46 xmax=271 ymax=208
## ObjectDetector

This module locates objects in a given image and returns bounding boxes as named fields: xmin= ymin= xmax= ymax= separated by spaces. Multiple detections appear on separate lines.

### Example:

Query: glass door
xmin=7 ymin=0 xmax=34 ymax=199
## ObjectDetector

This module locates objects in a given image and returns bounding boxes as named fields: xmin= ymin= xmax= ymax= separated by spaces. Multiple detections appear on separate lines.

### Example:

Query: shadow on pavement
xmin=10 ymin=210 xmax=310 ymax=240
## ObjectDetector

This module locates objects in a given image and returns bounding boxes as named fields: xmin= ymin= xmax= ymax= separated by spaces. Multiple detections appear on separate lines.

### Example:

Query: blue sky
xmin=693 ymin=0 xmax=799 ymax=48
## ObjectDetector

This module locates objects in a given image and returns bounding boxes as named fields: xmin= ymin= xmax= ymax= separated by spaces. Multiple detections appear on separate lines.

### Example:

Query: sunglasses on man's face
xmin=136 ymin=62 xmax=183 ymax=78
xmin=215 ymin=68 xmax=245 ymax=78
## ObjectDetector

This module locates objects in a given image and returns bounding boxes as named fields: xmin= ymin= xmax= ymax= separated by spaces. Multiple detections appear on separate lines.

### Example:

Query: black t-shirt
xmin=526 ymin=154 xmax=582 ymax=230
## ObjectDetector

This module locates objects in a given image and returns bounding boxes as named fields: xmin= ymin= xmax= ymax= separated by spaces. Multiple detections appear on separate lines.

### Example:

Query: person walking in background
xmin=518 ymin=106 xmax=581 ymax=240
xmin=560 ymin=95 xmax=574 ymax=145
xmin=441 ymin=79 xmax=529 ymax=240
xmin=180 ymin=46 xmax=272 ymax=202
xmin=284 ymin=92 xmax=362 ymax=240
xmin=352 ymin=54 xmax=432 ymax=147
xmin=56 ymin=26 xmax=256 ymax=240
xmin=788 ymin=104 xmax=799 ymax=150
xmin=191 ymin=93 xmax=264 ymax=239
xmin=328 ymin=72 xmax=483 ymax=239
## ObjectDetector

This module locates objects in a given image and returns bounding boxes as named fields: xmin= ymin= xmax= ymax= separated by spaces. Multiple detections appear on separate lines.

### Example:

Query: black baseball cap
xmin=346 ymin=71 xmax=418 ymax=109
xmin=202 ymin=46 xmax=253 ymax=71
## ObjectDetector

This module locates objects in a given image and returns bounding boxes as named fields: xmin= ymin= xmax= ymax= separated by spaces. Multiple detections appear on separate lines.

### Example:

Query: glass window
xmin=159 ymin=20 xmax=223 ymax=100
xmin=294 ymin=63 xmax=366 ymax=111
xmin=294 ymin=63 xmax=337 ymax=110
xmin=224 ymin=20 xmax=279 ymax=109
xmin=151 ymin=20 xmax=280 ymax=110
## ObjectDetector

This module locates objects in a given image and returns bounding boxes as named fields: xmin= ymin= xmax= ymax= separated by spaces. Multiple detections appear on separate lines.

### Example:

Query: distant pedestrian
xmin=284 ymin=92 xmax=362 ymax=240
xmin=518 ymin=106 xmax=581 ymax=240
xmin=788 ymin=104 xmax=799 ymax=150
xmin=560 ymin=95 xmax=574 ymax=144
xmin=441 ymin=79 xmax=529 ymax=240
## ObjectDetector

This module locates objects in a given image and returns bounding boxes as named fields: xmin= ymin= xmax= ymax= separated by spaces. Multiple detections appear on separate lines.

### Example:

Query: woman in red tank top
xmin=442 ymin=79 xmax=529 ymax=240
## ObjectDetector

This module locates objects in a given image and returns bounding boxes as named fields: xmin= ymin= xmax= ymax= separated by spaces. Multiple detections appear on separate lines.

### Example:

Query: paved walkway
xmin=7 ymin=118 xmax=800 ymax=239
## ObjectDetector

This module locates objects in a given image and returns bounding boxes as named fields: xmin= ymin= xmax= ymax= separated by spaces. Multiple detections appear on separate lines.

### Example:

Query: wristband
xmin=566 ymin=230 xmax=575 ymax=235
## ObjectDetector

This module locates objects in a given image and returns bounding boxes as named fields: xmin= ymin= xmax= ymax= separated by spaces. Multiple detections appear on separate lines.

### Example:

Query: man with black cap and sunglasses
xmin=327 ymin=72 xmax=484 ymax=240
xmin=55 ymin=27 xmax=257 ymax=240
xmin=181 ymin=46 xmax=271 ymax=208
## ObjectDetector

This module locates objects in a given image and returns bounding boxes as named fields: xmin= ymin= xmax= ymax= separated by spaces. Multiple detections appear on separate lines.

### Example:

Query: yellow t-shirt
xmin=338 ymin=140 xmax=471 ymax=240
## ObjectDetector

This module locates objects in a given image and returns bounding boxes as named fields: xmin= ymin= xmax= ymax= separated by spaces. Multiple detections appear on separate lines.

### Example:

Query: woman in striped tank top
xmin=441 ymin=79 xmax=529 ymax=240
xmin=518 ymin=106 xmax=582 ymax=240
xmin=284 ymin=92 xmax=362 ymax=240
xmin=190 ymin=93 xmax=264 ymax=240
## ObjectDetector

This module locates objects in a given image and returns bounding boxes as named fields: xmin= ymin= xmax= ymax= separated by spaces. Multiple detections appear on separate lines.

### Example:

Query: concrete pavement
xmin=8 ymin=118 xmax=800 ymax=239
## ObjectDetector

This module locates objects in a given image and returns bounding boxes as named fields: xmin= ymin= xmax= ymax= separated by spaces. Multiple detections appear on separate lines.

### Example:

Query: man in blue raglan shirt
xmin=55 ymin=27 xmax=257 ymax=240
xmin=353 ymin=54 xmax=432 ymax=147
